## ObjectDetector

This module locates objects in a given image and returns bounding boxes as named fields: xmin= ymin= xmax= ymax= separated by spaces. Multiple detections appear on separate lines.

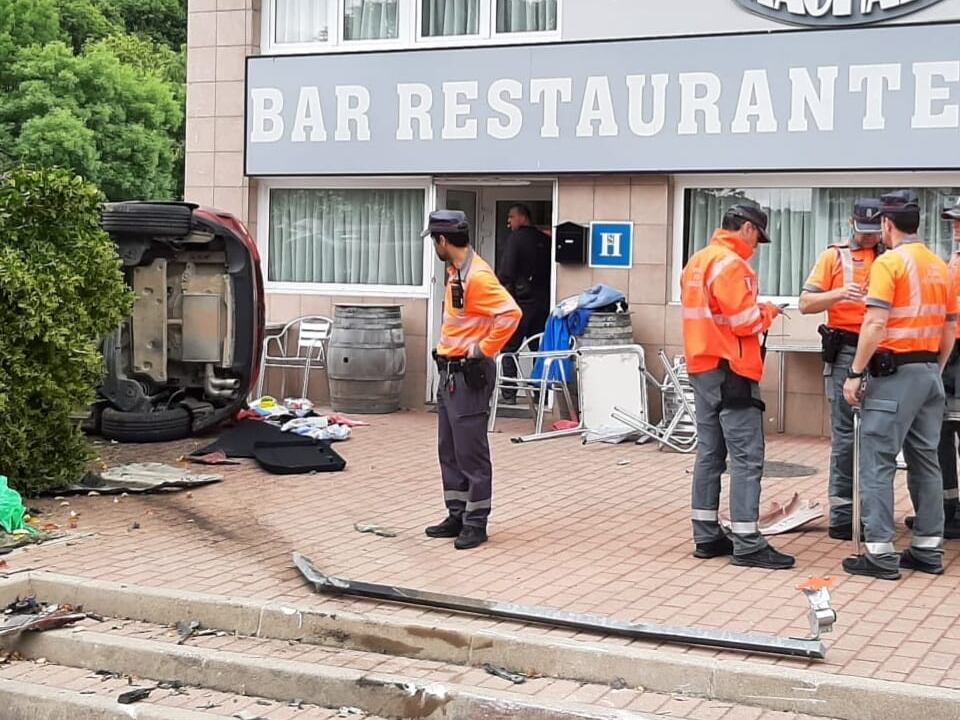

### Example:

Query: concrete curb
xmin=0 ymin=678 xmax=227 ymax=720
xmin=15 ymin=572 xmax=960 ymax=720
xmin=15 ymin=629 xmax=650 ymax=720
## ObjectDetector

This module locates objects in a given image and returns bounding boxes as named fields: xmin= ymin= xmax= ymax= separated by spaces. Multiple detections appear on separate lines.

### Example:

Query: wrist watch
xmin=846 ymin=367 xmax=865 ymax=380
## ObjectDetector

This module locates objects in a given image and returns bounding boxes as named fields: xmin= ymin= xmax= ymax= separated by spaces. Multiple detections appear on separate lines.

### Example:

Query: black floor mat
xmin=192 ymin=420 xmax=305 ymax=459
xmin=253 ymin=440 xmax=347 ymax=474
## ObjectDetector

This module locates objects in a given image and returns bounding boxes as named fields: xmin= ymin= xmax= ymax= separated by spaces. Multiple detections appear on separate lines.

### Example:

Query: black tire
xmin=100 ymin=406 xmax=192 ymax=443
xmin=102 ymin=202 xmax=195 ymax=237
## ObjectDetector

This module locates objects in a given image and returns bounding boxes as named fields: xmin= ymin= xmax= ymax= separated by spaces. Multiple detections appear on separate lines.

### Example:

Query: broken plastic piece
xmin=117 ymin=687 xmax=153 ymax=704
xmin=353 ymin=523 xmax=398 ymax=538
xmin=483 ymin=663 xmax=527 ymax=684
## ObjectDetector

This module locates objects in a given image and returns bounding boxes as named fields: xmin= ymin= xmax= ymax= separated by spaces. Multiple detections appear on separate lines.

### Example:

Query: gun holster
xmin=868 ymin=350 xmax=897 ymax=378
xmin=460 ymin=359 xmax=489 ymax=391
xmin=718 ymin=361 xmax=766 ymax=413
xmin=818 ymin=325 xmax=843 ymax=364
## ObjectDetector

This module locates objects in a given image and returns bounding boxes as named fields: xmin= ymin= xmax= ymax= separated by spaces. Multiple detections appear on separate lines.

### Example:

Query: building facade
xmin=186 ymin=0 xmax=960 ymax=434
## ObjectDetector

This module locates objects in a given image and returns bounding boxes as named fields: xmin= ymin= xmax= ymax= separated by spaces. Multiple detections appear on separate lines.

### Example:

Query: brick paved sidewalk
xmin=9 ymin=410 xmax=960 ymax=692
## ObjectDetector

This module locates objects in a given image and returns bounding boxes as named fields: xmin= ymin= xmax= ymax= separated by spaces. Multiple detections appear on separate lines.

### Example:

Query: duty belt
xmin=433 ymin=351 xmax=469 ymax=372
xmin=827 ymin=328 xmax=860 ymax=347
xmin=893 ymin=351 xmax=939 ymax=366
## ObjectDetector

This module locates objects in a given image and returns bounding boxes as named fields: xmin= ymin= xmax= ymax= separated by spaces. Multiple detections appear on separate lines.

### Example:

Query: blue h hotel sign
xmin=589 ymin=222 xmax=633 ymax=269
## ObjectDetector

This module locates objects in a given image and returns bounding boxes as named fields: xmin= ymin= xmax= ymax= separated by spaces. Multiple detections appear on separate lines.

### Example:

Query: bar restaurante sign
xmin=734 ymin=0 xmax=946 ymax=26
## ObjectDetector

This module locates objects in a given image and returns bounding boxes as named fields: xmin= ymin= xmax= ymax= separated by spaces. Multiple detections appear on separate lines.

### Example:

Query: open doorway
xmin=427 ymin=179 xmax=556 ymax=402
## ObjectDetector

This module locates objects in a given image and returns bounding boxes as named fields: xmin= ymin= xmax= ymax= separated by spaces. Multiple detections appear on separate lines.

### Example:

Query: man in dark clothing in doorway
xmin=497 ymin=203 xmax=552 ymax=403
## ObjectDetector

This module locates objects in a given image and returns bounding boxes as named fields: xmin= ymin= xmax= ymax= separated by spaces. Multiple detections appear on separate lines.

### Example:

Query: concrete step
xmin=3 ymin=572 xmax=957 ymax=720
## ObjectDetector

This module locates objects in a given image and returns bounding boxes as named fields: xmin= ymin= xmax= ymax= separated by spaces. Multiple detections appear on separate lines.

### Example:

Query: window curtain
xmin=275 ymin=0 xmax=329 ymax=43
xmin=496 ymin=0 xmax=557 ymax=32
xmin=269 ymin=189 xmax=424 ymax=286
xmin=684 ymin=187 xmax=960 ymax=297
xmin=344 ymin=0 xmax=398 ymax=40
xmin=422 ymin=0 xmax=480 ymax=36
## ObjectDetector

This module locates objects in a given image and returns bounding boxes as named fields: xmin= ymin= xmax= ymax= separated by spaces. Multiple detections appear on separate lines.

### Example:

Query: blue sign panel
xmin=589 ymin=222 xmax=633 ymax=268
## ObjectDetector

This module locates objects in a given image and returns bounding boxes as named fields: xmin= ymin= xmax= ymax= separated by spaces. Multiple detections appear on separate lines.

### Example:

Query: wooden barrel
xmin=578 ymin=312 xmax=634 ymax=347
xmin=328 ymin=305 xmax=406 ymax=414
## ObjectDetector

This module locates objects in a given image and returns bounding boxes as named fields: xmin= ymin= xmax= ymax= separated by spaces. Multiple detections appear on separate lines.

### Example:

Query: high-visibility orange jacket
xmin=950 ymin=252 xmax=960 ymax=340
xmin=681 ymin=230 xmax=778 ymax=382
xmin=803 ymin=242 xmax=878 ymax=334
xmin=865 ymin=237 xmax=957 ymax=354
xmin=436 ymin=250 xmax=522 ymax=359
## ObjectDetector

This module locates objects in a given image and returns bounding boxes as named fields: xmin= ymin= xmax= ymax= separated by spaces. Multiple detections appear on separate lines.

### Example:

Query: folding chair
xmin=255 ymin=315 xmax=333 ymax=400
xmin=489 ymin=333 xmax=578 ymax=434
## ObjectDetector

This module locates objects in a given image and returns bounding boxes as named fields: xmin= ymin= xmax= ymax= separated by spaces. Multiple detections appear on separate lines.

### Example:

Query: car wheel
xmin=102 ymin=202 xmax=194 ymax=237
xmin=100 ymin=406 xmax=192 ymax=443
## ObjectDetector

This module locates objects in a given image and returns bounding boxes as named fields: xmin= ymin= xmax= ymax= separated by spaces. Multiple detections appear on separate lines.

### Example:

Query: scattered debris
xmin=482 ymin=663 xmax=527 ymax=684
xmin=86 ymin=613 xmax=105 ymax=623
xmin=353 ymin=523 xmax=398 ymax=538
xmin=94 ymin=670 xmax=123 ymax=681
xmin=117 ymin=687 xmax=154 ymax=704
xmin=54 ymin=463 xmax=222 ymax=496
xmin=616 ymin=460 xmax=631 ymax=466
xmin=610 ymin=677 xmax=629 ymax=690
xmin=198 ymin=703 xmax=222 ymax=710
xmin=720 ymin=493 xmax=823 ymax=536
xmin=182 ymin=451 xmax=240 ymax=466
xmin=175 ymin=619 xmax=220 ymax=644
xmin=289 ymin=699 xmax=304 ymax=709
xmin=233 ymin=711 xmax=265 ymax=720
xmin=130 ymin=522 xmax=140 ymax=530
xmin=0 ymin=596 xmax=87 ymax=638
xmin=337 ymin=708 xmax=365 ymax=717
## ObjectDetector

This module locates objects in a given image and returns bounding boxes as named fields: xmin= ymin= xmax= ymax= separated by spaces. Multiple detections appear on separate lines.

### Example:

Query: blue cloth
xmin=531 ymin=308 xmax=592 ymax=381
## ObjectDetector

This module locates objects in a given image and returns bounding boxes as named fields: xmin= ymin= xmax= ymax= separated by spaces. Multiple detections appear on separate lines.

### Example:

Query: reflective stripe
xmin=803 ymin=283 xmax=825 ymax=293
xmin=444 ymin=491 xmax=470 ymax=503
xmin=727 ymin=305 xmax=761 ymax=328
xmin=911 ymin=535 xmax=943 ymax=549
xmin=889 ymin=303 xmax=946 ymax=318
xmin=683 ymin=307 xmax=730 ymax=325
xmin=886 ymin=326 xmax=944 ymax=340
xmin=465 ymin=499 xmax=492 ymax=512
xmin=866 ymin=298 xmax=892 ymax=310
xmin=691 ymin=508 xmax=719 ymax=522
xmin=945 ymin=488 xmax=960 ymax=500
xmin=865 ymin=542 xmax=896 ymax=555
xmin=705 ymin=255 xmax=740 ymax=288
xmin=895 ymin=245 xmax=923 ymax=312
xmin=829 ymin=496 xmax=853 ymax=508
xmin=837 ymin=247 xmax=854 ymax=286
xmin=730 ymin=521 xmax=759 ymax=534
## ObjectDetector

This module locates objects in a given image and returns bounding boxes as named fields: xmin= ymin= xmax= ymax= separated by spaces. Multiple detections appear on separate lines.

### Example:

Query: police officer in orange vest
xmin=423 ymin=210 xmax=521 ymax=550
xmin=799 ymin=200 xmax=883 ymax=540
xmin=842 ymin=191 xmax=957 ymax=579
xmin=681 ymin=204 xmax=794 ymax=570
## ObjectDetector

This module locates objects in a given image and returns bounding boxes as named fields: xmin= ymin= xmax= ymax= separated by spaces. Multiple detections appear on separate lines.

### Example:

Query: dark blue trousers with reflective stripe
xmin=437 ymin=360 xmax=496 ymax=528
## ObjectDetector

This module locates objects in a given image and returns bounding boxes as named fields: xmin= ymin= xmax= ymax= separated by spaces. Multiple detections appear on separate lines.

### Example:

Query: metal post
xmin=852 ymin=406 xmax=862 ymax=557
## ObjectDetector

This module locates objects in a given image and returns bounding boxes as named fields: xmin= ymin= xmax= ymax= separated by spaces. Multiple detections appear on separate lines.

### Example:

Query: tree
xmin=109 ymin=0 xmax=186 ymax=49
xmin=0 ymin=166 xmax=133 ymax=493
xmin=56 ymin=0 xmax=123 ymax=52
xmin=0 ymin=40 xmax=183 ymax=200
xmin=0 ymin=0 xmax=61 ymax=85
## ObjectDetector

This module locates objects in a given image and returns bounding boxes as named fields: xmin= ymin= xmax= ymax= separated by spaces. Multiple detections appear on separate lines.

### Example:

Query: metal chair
xmin=255 ymin=315 xmax=333 ymax=400
xmin=489 ymin=333 xmax=578 ymax=434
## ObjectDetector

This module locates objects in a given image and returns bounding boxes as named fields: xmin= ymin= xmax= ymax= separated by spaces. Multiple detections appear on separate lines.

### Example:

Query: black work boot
xmin=945 ymin=517 xmax=960 ymax=539
xmin=694 ymin=536 xmax=734 ymax=559
xmin=828 ymin=524 xmax=864 ymax=541
xmin=899 ymin=550 xmax=944 ymax=575
xmin=731 ymin=546 xmax=795 ymax=570
xmin=425 ymin=516 xmax=462 ymax=538
xmin=842 ymin=554 xmax=901 ymax=580
xmin=454 ymin=525 xmax=488 ymax=550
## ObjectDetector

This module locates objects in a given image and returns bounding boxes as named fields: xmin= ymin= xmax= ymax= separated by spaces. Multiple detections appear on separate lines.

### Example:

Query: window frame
xmin=257 ymin=176 xmax=434 ymax=298
xmin=671 ymin=172 xmax=960 ymax=307
xmin=261 ymin=0 xmax=561 ymax=54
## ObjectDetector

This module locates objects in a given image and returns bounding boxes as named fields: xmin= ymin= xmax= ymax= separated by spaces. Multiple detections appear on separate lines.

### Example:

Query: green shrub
xmin=0 ymin=166 xmax=133 ymax=493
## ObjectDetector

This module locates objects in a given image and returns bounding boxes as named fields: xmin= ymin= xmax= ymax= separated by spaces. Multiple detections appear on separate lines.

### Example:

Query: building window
xmin=683 ymin=186 xmax=960 ymax=298
xmin=268 ymin=188 xmax=424 ymax=286
xmin=344 ymin=0 xmax=399 ymax=40
xmin=274 ymin=0 xmax=331 ymax=44
xmin=422 ymin=0 xmax=481 ymax=36
xmin=496 ymin=0 xmax=557 ymax=33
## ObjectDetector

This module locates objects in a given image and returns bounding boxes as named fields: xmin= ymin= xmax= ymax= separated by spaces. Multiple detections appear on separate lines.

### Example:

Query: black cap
xmin=422 ymin=209 xmax=469 ymax=238
xmin=877 ymin=190 xmax=920 ymax=217
xmin=943 ymin=198 xmax=960 ymax=222
xmin=852 ymin=199 xmax=882 ymax=234
xmin=724 ymin=203 xmax=770 ymax=244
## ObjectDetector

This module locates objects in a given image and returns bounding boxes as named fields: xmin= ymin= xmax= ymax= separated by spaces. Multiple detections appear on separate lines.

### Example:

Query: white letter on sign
xmin=576 ymin=76 xmax=619 ymax=137
xmin=732 ymin=70 xmax=778 ymax=134
xmin=788 ymin=66 xmax=838 ymax=132
xmin=397 ymin=84 xmax=434 ymax=141
xmin=291 ymin=87 xmax=328 ymax=143
xmin=678 ymin=73 xmax=722 ymax=136
xmin=912 ymin=61 xmax=960 ymax=130
xmin=442 ymin=81 xmax=479 ymax=140
xmin=487 ymin=79 xmax=523 ymax=140
xmin=626 ymin=74 xmax=668 ymax=137
xmin=849 ymin=64 xmax=901 ymax=131
xmin=335 ymin=85 xmax=371 ymax=141
xmin=531 ymin=78 xmax=573 ymax=138
xmin=600 ymin=233 xmax=623 ymax=258
xmin=250 ymin=88 xmax=283 ymax=143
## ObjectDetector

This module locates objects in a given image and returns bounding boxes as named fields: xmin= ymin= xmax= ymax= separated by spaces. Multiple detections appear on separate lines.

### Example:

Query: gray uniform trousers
xmin=859 ymin=363 xmax=945 ymax=572
xmin=689 ymin=367 xmax=769 ymax=555
xmin=936 ymin=356 xmax=960 ymax=521
xmin=825 ymin=347 xmax=857 ymax=527
xmin=437 ymin=358 xmax=496 ymax=528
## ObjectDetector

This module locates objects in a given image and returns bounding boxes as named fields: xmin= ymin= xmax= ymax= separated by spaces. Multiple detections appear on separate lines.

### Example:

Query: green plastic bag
xmin=0 ymin=475 xmax=29 ymax=533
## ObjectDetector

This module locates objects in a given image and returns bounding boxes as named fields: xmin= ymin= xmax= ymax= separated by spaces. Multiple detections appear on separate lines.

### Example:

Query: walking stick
xmin=852 ymin=406 xmax=862 ymax=557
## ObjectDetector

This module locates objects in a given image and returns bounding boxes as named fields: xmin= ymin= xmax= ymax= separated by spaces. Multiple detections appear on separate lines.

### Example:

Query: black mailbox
xmin=555 ymin=221 xmax=587 ymax=265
